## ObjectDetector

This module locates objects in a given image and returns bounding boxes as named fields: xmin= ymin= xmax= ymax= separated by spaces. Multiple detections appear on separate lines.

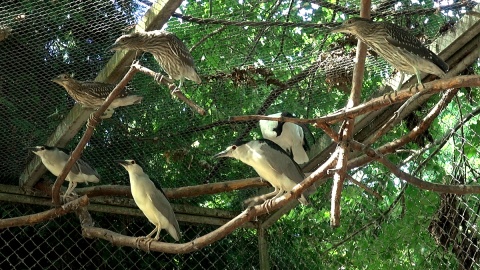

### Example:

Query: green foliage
xmin=1 ymin=0 xmax=478 ymax=269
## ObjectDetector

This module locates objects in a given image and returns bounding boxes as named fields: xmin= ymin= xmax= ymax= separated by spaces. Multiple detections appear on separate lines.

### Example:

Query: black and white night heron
xmin=215 ymin=140 xmax=315 ymax=205
xmin=28 ymin=145 xmax=100 ymax=199
xmin=330 ymin=17 xmax=448 ymax=91
xmin=259 ymin=112 xmax=310 ymax=165
xmin=110 ymin=30 xmax=201 ymax=89
xmin=117 ymin=160 xmax=181 ymax=242
xmin=52 ymin=74 xmax=143 ymax=118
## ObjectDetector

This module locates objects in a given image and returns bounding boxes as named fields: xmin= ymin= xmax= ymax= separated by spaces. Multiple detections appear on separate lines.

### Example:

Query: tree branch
xmin=230 ymin=75 xmax=480 ymax=126
xmin=348 ymin=87 xmax=459 ymax=169
xmin=171 ymin=13 xmax=333 ymax=29
xmin=352 ymin=141 xmax=480 ymax=194
xmin=330 ymin=2 xmax=370 ymax=227
xmin=83 ymin=150 xmax=338 ymax=253
xmin=42 ymin=177 xmax=269 ymax=200
xmin=0 ymin=196 xmax=89 ymax=229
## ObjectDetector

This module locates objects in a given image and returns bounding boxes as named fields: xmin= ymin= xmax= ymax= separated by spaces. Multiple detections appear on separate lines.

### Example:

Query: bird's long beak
xmin=51 ymin=77 xmax=60 ymax=83
xmin=107 ymin=42 xmax=120 ymax=52
xmin=328 ymin=25 xmax=345 ymax=33
xmin=25 ymin=146 xmax=39 ymax=152
xmin=115 ymin=160 xmax=129 ymax=167
xmin=214 ymin=149 xmax=230 ymax=158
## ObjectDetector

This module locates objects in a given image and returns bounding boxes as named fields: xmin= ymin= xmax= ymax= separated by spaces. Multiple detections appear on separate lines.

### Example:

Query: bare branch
xmin=363 ymin=91 xmax=424 ymax=145
xmin=230 ymin=75 xmax=480 ymax=126
xmin=165 ymin=177 xmax=269 ymax=199
xmin=190 ymin=25 xmax=228 ymax=53
xmin=171 ymin=13 xmax=333 ymax=29
xmin=315 ymin=122 xmax=340 ymax=142
xmin=330 ymin=2 xmax=371 ymax=228
xmin=83 ymin=150 xmax=338 ymax=254
xmin=0 ymin=196 xmax=89 ymax=229
xmin=348 ymin=88 xmax=459 ymax=169
xmin=41 ymin=177 xmax=269 ymax=200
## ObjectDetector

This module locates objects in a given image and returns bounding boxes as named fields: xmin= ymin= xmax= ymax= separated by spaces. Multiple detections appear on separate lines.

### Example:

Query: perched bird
xmin=215 ymin=140 xmax=315 ymax=205
xmin=117 ymin=159 xmax=180 ymax=242
xmin=28 ymin=145 xmax=100 ymax=199
xmin=330 ymin=17 xmax=448 ymax=91
xmin=110 ymin=30 xmax=201 ymax=89
xmin=52 ymin=74 xmax=143 ymax=118
xmin=259 ymin=112 xmax=310 ymax=164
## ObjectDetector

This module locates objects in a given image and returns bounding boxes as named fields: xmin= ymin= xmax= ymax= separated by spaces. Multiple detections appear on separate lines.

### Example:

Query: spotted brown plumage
xmin=330 ymin=17 xmax=448 ymax=90
xmin=110 ymin=30 xmax=201 ymax=88
xmin=52 ymin=74 xmax=143 ymax=117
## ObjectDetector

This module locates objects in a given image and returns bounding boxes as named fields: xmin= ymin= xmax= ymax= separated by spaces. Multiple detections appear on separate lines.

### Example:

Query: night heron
xmin=110 ymin=30 xmax=201 ymax=89
xmin=330 ymin=17 xmax=448 ymax=91
xmin=52 ymin=74 xmax=143 ymax=118
xmin=259 ymin=112 xmax=310 ymax=164
xmin=117 ymin=160 xmax=181 ymax=242
xmin=28 ymin=145 xmax=100 ymax=199
xmin=215 ymin=140 xmax=315 ymax=205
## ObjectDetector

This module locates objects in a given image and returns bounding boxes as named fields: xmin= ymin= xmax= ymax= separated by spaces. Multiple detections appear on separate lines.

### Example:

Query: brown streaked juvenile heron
xmin=215 ymin=140 xmax=316 ymax=206
xmin=117 ymin=160 xmax=181 ymax=243
xmin=330 ymin=17 xmax=448 ymax=91
xmin=110 ymin=30 xmax=201 ymax=89
xmin=52 ymin=74 xmax=143 ymax=118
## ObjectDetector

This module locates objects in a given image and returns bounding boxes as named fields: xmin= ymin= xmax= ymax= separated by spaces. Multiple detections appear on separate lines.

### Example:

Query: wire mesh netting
xmin=1 ymin=0 xmax=480 ymax=269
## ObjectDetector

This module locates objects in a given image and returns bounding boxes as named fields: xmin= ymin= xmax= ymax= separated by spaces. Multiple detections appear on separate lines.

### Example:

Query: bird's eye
xmin=232 ymin=145 xmax=237 ymax=150
xmin=131 ymin=160 xmax=136 ymax=164
xmin=40 ymin=146 xmax=45 ymax=150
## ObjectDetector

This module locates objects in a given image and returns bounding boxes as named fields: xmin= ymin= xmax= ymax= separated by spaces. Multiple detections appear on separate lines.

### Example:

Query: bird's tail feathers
xmin=167 ymin=224 xmax=181 ymax=241
xmin=110 ymin=95 xmax=143 ymax=109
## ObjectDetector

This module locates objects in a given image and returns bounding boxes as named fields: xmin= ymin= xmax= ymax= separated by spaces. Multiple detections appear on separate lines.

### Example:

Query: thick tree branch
xmin=330 ymin=2 xmax=370 ymax=227
xmin=42 ymin=177 xmax=269 ymax=199
xmin=0 ymin=196 xmax=89 ymax=229
xmin=348 ymin=87 xmax=459 ymax=169
xmin=230 ymin=75 xmax=480 ymax=126
xmin=363 ymin=91 xmax=423 ymax=146
xmin=315 ymin=122 xmax=340 ymax=142
xmin=83 ymin=150 xmax=338 ymax=253
xmin=78 ymin=178 xmax=268 ymax=199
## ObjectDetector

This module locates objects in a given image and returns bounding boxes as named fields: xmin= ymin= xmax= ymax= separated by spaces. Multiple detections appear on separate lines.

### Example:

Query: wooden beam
xmin=18 ymin=0 xmax=184 ymax=189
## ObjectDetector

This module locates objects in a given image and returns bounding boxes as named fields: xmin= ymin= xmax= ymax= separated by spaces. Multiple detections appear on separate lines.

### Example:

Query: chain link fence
xmin=1 ymin=0 xmax=479 ymax=269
